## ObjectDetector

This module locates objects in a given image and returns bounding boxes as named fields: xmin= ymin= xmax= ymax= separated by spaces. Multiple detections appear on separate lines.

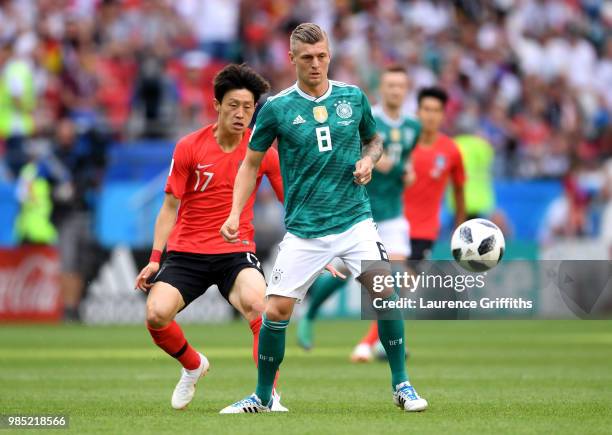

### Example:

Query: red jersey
xmin=403 ymin=134 xmax=465 ymax=241
xmin=165 ymin=124 xmax=283 ymax=254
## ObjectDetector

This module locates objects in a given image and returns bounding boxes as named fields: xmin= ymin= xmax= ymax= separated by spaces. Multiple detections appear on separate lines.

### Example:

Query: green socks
xmin=376 ymin=290 xmax=408 ymax=388
xmin=256 ymin=315 xmax=289 ymax=405
xmin=306 ymin=274 xmax=347 ymax=320
xmin=378 ymin=318 xmax=408 ymax=388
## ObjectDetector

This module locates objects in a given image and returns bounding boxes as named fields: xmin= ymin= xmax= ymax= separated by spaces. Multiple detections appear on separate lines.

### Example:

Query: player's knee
xmin=264 ymin=299 xmax=293 ymax=321
xmin=145 ymin=304 xmax=173 ymax=329
xmin=242 ymin=297 xmax=265 ymax=322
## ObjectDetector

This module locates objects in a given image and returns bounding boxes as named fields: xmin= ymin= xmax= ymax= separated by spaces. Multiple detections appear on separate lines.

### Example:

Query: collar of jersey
xmin=373 ymin=104 xmax=404 ymax=128
xmin=294 ymin=81 xmax=333 ymax=103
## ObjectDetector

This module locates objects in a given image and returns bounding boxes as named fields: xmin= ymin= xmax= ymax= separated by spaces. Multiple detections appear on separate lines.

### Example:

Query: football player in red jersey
xmin=132 ymin=64 xmax=287 ymax=411
xmin=404 ymin=86 xmax=466 ymax=260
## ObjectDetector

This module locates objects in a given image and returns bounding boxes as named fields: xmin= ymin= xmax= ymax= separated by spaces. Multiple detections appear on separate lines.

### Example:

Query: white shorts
xmin=377 ymin=216 xmax=411 ymax=258
xmin=266 ymin=218 xmax=389 ymax=302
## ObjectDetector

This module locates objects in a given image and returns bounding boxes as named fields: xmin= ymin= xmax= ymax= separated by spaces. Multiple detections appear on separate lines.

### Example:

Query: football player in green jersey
xmin=220 ymin=23 xmax=427 ymax=413
xmin=296 ymin=65 xmax=421 ymax=362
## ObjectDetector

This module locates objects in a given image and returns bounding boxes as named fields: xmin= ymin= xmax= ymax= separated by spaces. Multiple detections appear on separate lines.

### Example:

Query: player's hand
xmin=220 ymin=214 xmax=241 ymax=243
xmin=135 ymin=262 xmax=160 ymax=293
xmin=324 ymin=264 xmax=347 ymax=280
xmin=375 ymin=153 xmax=394 ymax=174
xmin=353 ymin=156 xmax=374 ymax=185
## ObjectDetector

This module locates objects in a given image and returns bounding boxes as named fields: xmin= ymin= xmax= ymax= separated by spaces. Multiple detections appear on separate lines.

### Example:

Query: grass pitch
xmin=1 ymin=320 xmax=611 ymax=434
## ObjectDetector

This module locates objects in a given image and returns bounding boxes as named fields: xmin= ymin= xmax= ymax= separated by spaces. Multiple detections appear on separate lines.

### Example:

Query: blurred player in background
xmin=404 ymin=87 xmax=466 ymax=261
xmin=296 ymin=65 xmax=421 ymax=363
xmin=133 ymin=64 xmax=289 ymax=412
xmin=220 ymin=23 xmax=427 ymax=413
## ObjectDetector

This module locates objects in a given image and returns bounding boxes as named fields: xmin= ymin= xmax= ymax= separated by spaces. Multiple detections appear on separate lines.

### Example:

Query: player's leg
xmin=223 ymin=260 xmax=287 ymax=412
xmin=254 ymin=295 xmax=295 ymax=405
xmin=226 ymin=267 xmax=266 ymax=360
xmin=146 ymin=282 xmax=200 ymax=370
xmin=220 ymin=294 xmax=297 ymax=414
xmin=298 ymin=260 xmax=350 ymax=350
xmin=353 ymin=217 xmax=411 ymax=361
xmin=147 ymin=254 xmax=211 ymax=409
xmin=218 ymin=253 xmax=267 ymax=364
xmin=220 ymin=233 xmax=333 ymax=413
xmin=340 ymin=219 xmax=427 ymax=412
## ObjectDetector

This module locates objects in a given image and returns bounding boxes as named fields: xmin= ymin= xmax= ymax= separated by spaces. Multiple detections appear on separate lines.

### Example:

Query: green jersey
xmin=249 ymin=81 xmax=377 ymax=238
xmin=367 ymin=105 xmax=421 ymax=222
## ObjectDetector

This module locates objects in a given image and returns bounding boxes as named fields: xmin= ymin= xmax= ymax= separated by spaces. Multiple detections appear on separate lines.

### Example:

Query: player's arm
xmin=220 ymin=148 xmax=266 ymax=242
xmin=452 ymin=146 xmax=467 ymax=228
xmin=354 ymin=90 xmax=383 ymax=185
xmin=402 ymin=124 xmax=420 ymax=185
xmin=453 ymin=183 xmax=466 ymax=228
xmin=262 ymin=147 xmax=284 ymax=202
xmin=135 ymin=139 xmax=190 ymax=291
xmin=354 ymin=133 xmax=383 ymax=185
xmin=152 ymin=193 xmax=180 ymax=252
xmin=134 ymin=193 xmax=179 ymax=291
xmin=222 ymin=99 xmax=278 ymax=241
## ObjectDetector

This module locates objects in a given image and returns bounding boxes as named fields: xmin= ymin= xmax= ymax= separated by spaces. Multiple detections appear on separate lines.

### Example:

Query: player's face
xmin=417 ymin=97 xmax=445 ymax=133
xmin=289 ymin=40 xmax=330 ymax=89
xmin=215 ymin=89 xmax=256 ymax=135
xmin=380 ymin=72 xmax=409 ymax=110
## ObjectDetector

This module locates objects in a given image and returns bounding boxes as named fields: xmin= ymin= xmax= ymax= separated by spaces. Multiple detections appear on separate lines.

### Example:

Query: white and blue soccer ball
xmin=451 ymin=218 xmax=505 ymax=272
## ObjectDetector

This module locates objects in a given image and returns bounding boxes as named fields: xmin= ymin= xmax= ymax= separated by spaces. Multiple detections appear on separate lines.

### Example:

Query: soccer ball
xmin=451 ymin=219 xmax=505 ymax=272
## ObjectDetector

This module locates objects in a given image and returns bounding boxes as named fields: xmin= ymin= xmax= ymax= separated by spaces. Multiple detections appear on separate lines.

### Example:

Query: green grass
xmin=1 ymin=321 xmax=611 ymax=434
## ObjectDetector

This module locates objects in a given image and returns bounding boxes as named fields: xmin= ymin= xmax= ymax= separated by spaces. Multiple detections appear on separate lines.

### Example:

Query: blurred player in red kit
xmin=404 ymin=86 xmax=466 ymax=259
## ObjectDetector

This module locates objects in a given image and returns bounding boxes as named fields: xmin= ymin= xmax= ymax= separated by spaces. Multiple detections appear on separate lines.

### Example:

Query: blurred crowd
xmin=0 ymin=0 xmax=610 ymax=321
xmin=0 ymin=0 xmax=609 ymax=181
xmin=0 ymin=0 xmax=610 ymax=237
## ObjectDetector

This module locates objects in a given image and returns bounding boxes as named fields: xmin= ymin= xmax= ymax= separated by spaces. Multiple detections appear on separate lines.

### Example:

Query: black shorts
xmin=409 ymin=239 xmax=435 ymax=261
xmin=153 ymin=251 xmax=264 ymax=308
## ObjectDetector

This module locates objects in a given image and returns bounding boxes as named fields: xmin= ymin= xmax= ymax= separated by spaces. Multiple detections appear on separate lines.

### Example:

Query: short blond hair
xmin=290 ymin=23 xmax=327 ymax=52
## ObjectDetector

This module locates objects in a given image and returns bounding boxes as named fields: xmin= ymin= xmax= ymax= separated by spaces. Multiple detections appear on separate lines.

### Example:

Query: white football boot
xmin=219 ymin=393 xmax=271 ymax=414
xmin=350 ymin=343 xmax=373 ymax=363
xmin=393 ymin=381 xmax=428 ymax=412
xmin=270 ymin=389 xmax=289 ymax=412
xmin=171 ymin=353 xmax=210 ymax=409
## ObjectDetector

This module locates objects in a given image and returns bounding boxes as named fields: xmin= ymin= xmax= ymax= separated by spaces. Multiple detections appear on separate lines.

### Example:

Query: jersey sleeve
xmin=358 ymin=90 xmax=377 ymax=141
xmin=261 ymin=146 xmax=284 ymax=202
xmin=164 ymin=139 xmax=192 ymax=199
xmin=450 ymin=142 xmax=466 ymax=186
xmin=390 ymin=122 xmax=421 ymax=179
xmin=249 ymin=100 xmax=278 ymax=152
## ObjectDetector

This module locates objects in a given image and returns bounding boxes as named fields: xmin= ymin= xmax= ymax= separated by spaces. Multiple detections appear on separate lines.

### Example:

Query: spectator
xmin=0 ymin=38 xmax=36 ymax=178
xmin=175 ymin=0 xmax=240 ymax=61
xmin=0 ymin=0 xmax=609 ymax=181
xmin=51 ymin=117 xmax=107 ymax=322
xmin=14 ymin=138 xmax=57 ymax=245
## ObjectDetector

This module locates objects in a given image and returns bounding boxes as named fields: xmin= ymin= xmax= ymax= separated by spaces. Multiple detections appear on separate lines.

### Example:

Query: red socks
xmin=147 ymin=320 xmax=201 ymax=370
xmin=360 ymin=321 xmax=379 ymax=346
xmin=249 ymin=316 xmax=262 ymax=365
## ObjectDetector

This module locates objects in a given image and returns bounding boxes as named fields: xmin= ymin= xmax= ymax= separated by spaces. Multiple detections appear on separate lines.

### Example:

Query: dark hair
xmin=417 ymin=86 xmax=448 ymax=108
xmin=213 ymin=64 xmax=270 ymax=104
xmin=382 ymin=64 xmax=407 ymax=75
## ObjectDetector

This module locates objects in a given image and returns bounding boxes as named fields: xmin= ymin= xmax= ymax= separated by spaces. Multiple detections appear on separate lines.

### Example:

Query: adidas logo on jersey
xmin=292 ymin=115 xmax=306 ymax=125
